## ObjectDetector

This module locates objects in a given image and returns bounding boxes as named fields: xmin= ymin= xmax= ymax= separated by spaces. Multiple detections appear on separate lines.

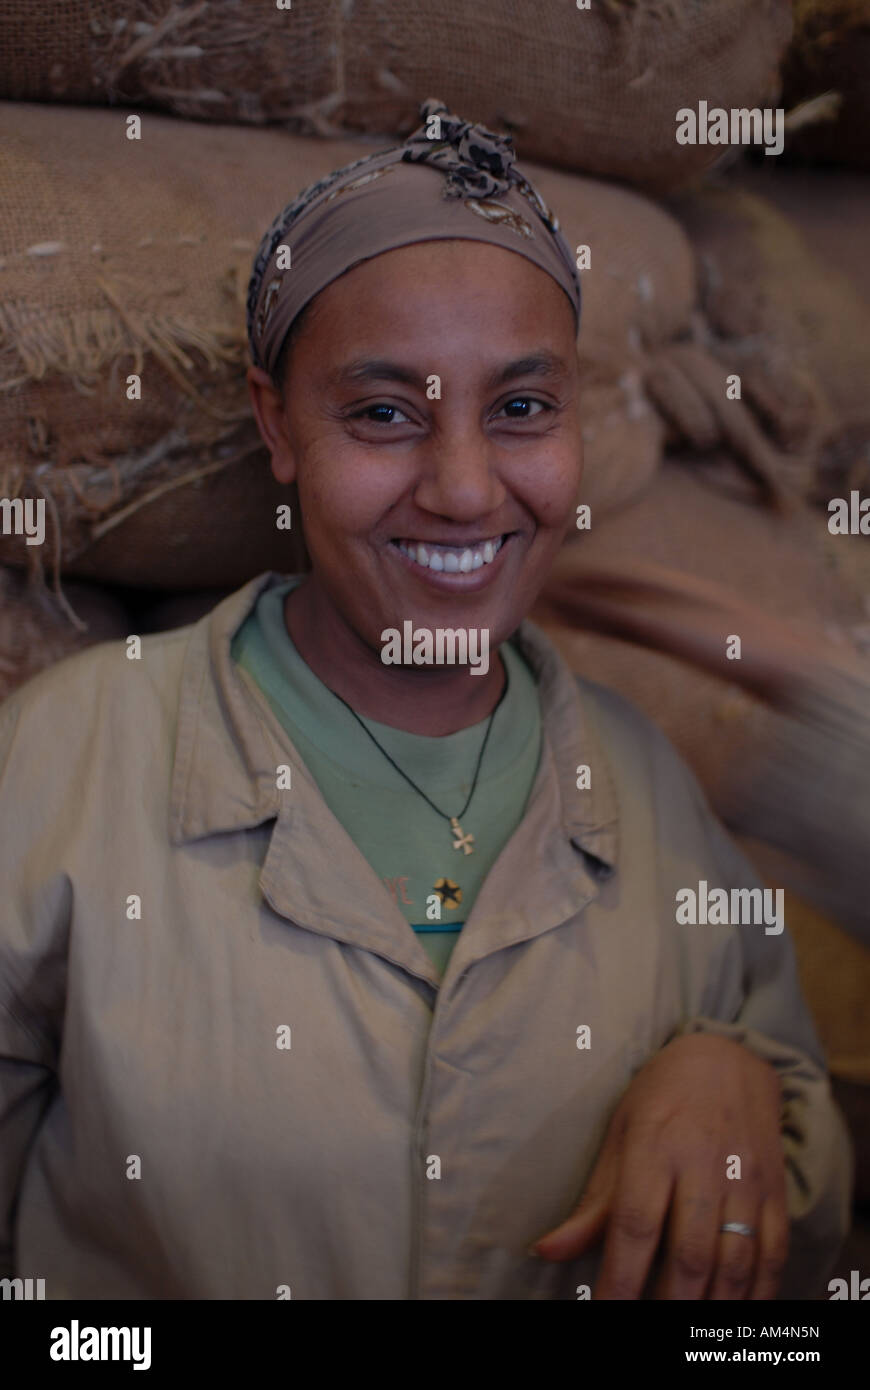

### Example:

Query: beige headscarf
xmin=247 ymin=97 xmax=582 ymax=378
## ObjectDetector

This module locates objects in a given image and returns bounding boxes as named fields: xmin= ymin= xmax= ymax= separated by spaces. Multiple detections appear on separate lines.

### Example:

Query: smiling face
xmin=248 ymin=237 xmax=583 ymax=677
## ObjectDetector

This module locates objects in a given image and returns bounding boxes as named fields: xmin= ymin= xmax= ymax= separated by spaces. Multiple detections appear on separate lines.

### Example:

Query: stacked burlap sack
xmin=0 ymin=104 xmax=361 ymax=590
xmin=0 ymin=0 xmax=793 ymax=192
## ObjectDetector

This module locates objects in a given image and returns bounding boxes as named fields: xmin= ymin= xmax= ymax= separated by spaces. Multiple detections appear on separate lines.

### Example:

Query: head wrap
xmin=247 ymin=97 xmax=581 ymax=379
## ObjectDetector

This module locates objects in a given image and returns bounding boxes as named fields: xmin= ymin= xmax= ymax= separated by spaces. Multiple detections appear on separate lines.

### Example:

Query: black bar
xmin=1 ymin=1297 xmax=865 ymax=1377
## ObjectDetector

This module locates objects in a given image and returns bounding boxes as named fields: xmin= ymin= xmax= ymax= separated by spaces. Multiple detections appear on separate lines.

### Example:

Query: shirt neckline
xmin=232 ymin=575 xmax=541 ymax=789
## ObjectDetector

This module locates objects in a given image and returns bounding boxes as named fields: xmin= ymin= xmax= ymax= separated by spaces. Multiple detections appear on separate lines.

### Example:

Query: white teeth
xmin=394 ymin=535 xmax=506 ymax=572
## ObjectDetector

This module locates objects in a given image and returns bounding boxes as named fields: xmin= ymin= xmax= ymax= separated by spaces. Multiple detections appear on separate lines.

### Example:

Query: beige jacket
xmin=0 ymin=572 xmax=852 ymax=1300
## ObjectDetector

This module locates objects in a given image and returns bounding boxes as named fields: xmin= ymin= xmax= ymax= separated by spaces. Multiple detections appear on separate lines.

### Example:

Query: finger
xmin=593 ymin=1151 xmax=675 ymax=1300
xmin=532 ymin=1189 xmax=611 ymax=1261
xmin=748 ymin=1199 xmax=790 ymax=1301
xmin=707 ymin=1219 xmax=761 ymax=1301
xmin=652 ymin=1174 xmax=721 ymax=1300
xmin=533 ymin=1131 xmax=621 ymax=1260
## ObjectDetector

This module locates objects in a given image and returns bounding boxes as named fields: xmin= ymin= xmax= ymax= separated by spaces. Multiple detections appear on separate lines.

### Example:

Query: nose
xmin=413 ymin=421 xmax=507 ymax=522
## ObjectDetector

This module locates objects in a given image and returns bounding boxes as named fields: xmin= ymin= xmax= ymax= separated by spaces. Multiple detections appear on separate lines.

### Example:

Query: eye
xmin=352 ymin=403 xmax=412 ymax=425
xmin=497 ymin=397 xmax=550 ymax=420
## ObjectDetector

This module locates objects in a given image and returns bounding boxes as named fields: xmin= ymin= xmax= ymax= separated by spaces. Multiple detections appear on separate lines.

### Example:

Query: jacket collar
xmin=169 ymin=571 xmax=620 ymax=979
xmin=169 ymin=571 xmax=286 ymax=845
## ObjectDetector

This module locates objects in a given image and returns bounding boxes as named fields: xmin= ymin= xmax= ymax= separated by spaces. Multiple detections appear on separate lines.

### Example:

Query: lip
xmin=388 ymin=532 xmax=517 ymax=591
xmin=393 ymin=534 xmax=504 ymax=548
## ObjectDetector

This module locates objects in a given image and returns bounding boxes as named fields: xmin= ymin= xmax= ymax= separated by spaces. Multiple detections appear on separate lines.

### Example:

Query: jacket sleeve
xmin=0 ymin=694 xmax=69 ymax=1279
xmin=675 ymin=768 xmax=854 ymax=1301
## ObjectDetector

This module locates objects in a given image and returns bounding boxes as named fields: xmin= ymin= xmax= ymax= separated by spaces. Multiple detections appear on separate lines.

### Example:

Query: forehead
xmin=304 ymin=239 xmax=576 ymax=348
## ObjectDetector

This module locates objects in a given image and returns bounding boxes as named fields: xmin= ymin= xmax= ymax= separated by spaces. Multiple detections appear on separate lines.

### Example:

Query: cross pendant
xmin=450 ymin=816 xmax=475 ymax=855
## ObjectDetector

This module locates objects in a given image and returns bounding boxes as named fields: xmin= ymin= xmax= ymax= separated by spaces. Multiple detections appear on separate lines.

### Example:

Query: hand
xmin=531 ymin=1033 xmax=789 ymax=1299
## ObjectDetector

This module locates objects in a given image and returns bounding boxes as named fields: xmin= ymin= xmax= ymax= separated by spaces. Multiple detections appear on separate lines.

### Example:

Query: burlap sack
xmin=0 ymin=105 xmax=376 ymax=588
xmin=781 ymin=0 xmax=870 ymax=171
xmin=663 ymin=179 xmax=870 ymax=507
xmin=0 ymin=566 xmax=130 ymax=704
xmin=733 ymin=164 xmax=870 ymax=312
xmin=1 ymin=102 xmax=728 ymax=588
xmin=716 ymin=163 xmax=870 ymax=504
xmin=0 ymin=0 xmax=794 ymax=193
xmin=532 ymin=457 xmax=870 ymax=1083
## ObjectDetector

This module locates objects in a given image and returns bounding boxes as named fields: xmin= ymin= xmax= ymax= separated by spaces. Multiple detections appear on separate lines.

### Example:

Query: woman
xmin=0 ymin=100 xmax=851 ymax=1300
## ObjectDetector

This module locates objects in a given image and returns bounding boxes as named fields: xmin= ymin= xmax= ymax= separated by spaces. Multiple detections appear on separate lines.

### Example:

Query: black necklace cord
xmin=327 ymin=659 xmax=509 ymax=823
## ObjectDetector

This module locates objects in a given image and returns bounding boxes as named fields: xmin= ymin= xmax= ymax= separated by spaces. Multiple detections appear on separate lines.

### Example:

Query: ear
xmin=246 ymin=364 xmax=297 ymax=485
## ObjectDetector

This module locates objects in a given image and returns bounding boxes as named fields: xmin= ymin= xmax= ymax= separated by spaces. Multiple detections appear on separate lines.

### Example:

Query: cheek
xmin=296 ymin=444 xmax=397 ymax=542
xmin=513 ymin=447 xmax=584 ymax=528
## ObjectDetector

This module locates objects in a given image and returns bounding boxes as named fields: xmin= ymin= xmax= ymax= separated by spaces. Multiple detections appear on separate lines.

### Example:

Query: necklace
xmin=328 ymin=669 xmax=508 ymax=856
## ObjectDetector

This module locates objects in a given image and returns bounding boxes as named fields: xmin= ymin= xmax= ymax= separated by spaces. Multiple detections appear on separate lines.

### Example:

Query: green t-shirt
xmin=231 ymin=577 xmax=542 ymax=977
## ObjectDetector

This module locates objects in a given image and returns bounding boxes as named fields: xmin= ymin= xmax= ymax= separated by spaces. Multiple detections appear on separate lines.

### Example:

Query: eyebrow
xmin=326 ymin=351 xmax=570 ymax=391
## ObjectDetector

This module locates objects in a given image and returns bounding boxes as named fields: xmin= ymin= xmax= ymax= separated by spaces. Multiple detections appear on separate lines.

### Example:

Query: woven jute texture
xmin=0 ymin=106 xmax=380 ymax=590
xmin=0 ymin=0 xmax=794 ymax=192
xmin=2 ymin=103 xmax=760 ymax=592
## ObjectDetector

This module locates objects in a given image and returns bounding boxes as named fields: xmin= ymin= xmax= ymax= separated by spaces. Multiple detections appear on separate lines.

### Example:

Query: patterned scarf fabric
xmin=247 ymin=97 xmax=581 ymax=379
